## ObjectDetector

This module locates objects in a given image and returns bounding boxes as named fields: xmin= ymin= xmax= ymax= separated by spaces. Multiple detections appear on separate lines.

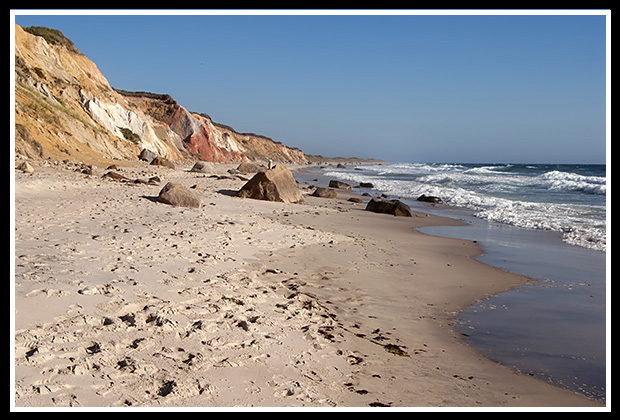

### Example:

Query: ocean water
xmin=304 ymin=162 xmax=607 ymax=403
xmin=418 ymin=216 xmax=607 ymax=402
xmin=322 ymin=163 xmax=607 ymax=252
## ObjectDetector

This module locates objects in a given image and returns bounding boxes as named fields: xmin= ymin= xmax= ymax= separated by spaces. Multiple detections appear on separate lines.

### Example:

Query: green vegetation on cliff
xmin=22 ymin=26 xmax=82 ymax=54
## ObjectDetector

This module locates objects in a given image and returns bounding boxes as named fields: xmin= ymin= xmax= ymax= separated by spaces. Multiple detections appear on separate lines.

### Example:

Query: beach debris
xmin=417 ymin=194 xmax=442 ymax=203
xmin=347 ymin=354 xmax=364 ymax=365
xmin=79 ymin=163 xmax=95 ymax=175
xmin=157 ymin=182 xmax=202 ymax=208
xmin=312 ymin=187 xmax=338 ymax=199
xmin=236 ymin=164 xmax=304 ymax=204
xmin=25 ymin=347 xmax=38 ymax=361
xmin=102 ymin=171 xmax=131 ymax=182
xmin=102 ymin=171 xmax=160 ymax=185
xmin=369 ymin=401 xmax=392 ymax=407
xmin=157 ymin=380 xmax=177 ymax=397
xmin=118 ymin=313 xmax=137 ymax=327
xmin=365 ymin=198 xmax=413 ymax=217
xmin=85 ymin=342 xmax=102 ymax=355
xmin=383 ymin=343 xmax=410 ymax=357
xmin=137 ymin=176 xmax=161 ymax=185
xmin=78 ymin=285 xmax=99 ymax=295
xmin=329 ymin=180 xmax=352 ymax=190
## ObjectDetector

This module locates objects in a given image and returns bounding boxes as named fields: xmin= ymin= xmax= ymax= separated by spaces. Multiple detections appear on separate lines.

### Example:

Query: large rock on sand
xmin=189 ymin=161 xmax=214 ymax=173
xmin=417 ymin=194 xmax=442 ymax=203
xmin=312 ymin=187 xmax=338 ymax=199
xmin=365 ymin=198 xmax=413 ymax=217
xmin=237 ymin=162 xmax=267 ymax=173
xmin=151 ymin=156 xmax=175 ymax=169
xmin=18 ymin=161 xmax=34 ymax=173
xmin=329 ymin=180 xmax=352 ymax=190
xmin=157 ymin=182 xmax=201 ymax=208
xmin=138 ymin=148 xmax=157 ymax=163
xmin=236 ymin=165 xmax=304 ymax=204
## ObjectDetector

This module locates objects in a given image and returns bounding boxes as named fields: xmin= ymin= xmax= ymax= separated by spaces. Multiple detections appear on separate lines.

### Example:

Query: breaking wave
xmin=323 ymin=163 xmax=606 ymax=252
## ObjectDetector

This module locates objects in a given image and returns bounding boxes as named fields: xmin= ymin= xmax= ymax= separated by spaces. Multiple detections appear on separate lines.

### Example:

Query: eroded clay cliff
xmin=14 ymin=24 xmax=307 ymax=165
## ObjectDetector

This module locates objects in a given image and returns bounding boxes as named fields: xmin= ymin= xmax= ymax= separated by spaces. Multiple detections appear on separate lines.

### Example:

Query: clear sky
xmin=13 ymin=10 xmax=608 ymax=164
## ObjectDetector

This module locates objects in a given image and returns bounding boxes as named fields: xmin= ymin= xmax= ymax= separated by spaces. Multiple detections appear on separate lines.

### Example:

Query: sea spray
xmin=324 ymin=163 xmax=606 ymax=251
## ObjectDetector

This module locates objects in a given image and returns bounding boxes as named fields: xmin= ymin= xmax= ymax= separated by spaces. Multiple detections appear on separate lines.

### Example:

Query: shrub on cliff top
xmin=23 ymin=26 xmax=82 ymax=55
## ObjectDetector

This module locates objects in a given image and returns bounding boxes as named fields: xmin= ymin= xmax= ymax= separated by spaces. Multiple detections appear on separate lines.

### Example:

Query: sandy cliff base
xmin=13 ymin=161 xmax=602 ymax=408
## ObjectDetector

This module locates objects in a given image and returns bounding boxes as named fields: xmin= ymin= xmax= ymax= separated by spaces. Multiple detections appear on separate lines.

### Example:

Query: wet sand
xmin=12 ymin=160 xmax=603 ymax=408
xmin=419 ymin=218 xmax=606 ymax=402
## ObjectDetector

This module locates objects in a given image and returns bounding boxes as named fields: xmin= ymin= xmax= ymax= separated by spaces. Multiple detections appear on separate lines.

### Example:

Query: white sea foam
xmin=539 ymin=170 xmax=606 ymax=195
xmin=323 ymin=163 xmax=606 ymax=251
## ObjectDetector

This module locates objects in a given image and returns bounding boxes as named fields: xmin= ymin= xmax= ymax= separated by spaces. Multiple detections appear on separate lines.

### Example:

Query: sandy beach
xmin=12 ymin=159 xmax=603 ymax=409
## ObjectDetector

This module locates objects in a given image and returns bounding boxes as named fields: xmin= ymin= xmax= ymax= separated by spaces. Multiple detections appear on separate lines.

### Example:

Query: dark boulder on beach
xmin=237 ymin=162 xmax=267 ymax=174
xmin=312 ymin=187 xmax=338 ymax=199
xmin=417 ymin=194 xmax=442 ymax=203
xmin=138 ymin=148 xmax=157 ymax=163
xmin=358 ymin=182 xmax=374 ymax=188
xmin=150 ymin=156 xmax=175 ymax=169
xmin=329 ymin=180 xmax=352 ymax=190
xmin=365 ymin=198 xmax=413 ymax=217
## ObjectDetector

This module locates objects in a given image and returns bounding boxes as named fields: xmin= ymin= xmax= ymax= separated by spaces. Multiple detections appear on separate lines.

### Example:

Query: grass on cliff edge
xmin=22 ymin=26 xmax=82 ymax=55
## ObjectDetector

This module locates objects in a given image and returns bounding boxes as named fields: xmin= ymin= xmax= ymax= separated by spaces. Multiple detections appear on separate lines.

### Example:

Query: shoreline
xmin=13 ymin=160 xmax=603 ymax=408
xmin=296 ymin=163 xmax=607 ymax=403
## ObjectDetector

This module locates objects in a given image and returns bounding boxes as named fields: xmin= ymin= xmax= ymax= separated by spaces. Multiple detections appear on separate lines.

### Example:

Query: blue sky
xmin=13 ymin=11 xmax=608 ymax=163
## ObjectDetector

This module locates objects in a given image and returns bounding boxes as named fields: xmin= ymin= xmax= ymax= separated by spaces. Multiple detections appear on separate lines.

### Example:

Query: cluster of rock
xmin=297 ymin=177 xmax=419 ymax=217
xmin=19 ymin=146 xmax=438 ymax=218
xmin=15 ymin=158 xmax=97 ymax=175
xmin=102 ymin=171 xmax=161 ymax=185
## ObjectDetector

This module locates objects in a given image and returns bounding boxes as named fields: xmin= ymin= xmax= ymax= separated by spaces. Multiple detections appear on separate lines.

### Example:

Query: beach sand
xmin=12 ymin=160 xmax=602 ymax=408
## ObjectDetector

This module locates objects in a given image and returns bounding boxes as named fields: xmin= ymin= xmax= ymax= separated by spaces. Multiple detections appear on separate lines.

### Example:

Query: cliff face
xmin=116 ymin=90 xmax=306 ymax=164
xmin=14 ymin=24 xmax=307 ymax=165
